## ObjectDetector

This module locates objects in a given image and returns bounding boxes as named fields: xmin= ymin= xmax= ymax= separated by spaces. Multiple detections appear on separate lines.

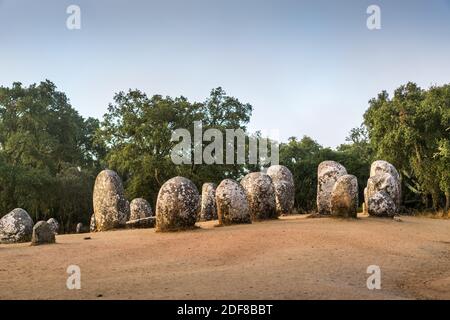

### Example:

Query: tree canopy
xmin=0 ymin=80 xmax=448 ymax=231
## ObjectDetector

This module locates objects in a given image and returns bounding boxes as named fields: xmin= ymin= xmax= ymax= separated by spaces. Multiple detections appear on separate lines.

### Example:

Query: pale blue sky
xmin=1 ymin=0 xmax=449 ymax=147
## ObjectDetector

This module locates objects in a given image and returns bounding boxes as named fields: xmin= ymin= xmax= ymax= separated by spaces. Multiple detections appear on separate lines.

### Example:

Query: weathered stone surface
xmin=330 ymin=174 xmax=358 ymax=218
xmin=76 ymin=222 xmax=84 ymax=233
xmin=0 ymin=208 xmax=34 ymax=244
xmin=90 ymin=214 xmax=96 ymax=232
xmin=370 ymin=160 xmax=400 ymax=181
xmin=363 ymin=187 xmax=369 ymax=214
xmin=126 ymin=217 xmax=156 ymax=229
xmin=241 ymin=172 xmax=278 ymax=221
xmin=31 ymin=221 xmax=55 ymax=245
xmin=216 ymin=179 xmax=251 ymax=225
xmin=316 ymin=161 xmax=347 ymax=215
xmin=46 ymin=218 xmax=59 ymax=235
xmin=366 ymin=172 xmax=400 ymax=216
xmin=369 ymin=160 xmax=401 ymax=209
xmin=93 ymin=169 xmax=130 ymax=231
xmin=368 ymin=191 xmax=396 ymax=217
xmin=267 ymin=165 xmax=295 ymax=215
xmin=199 ymin=183 xmax=217 ymax=221
xmin=130 ymin=198 xmax=153 ymax=221
xmin=155 ymin=176 xmax=200 ymax=232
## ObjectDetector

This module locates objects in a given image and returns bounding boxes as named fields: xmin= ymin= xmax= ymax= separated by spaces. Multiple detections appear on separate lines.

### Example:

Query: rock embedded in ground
xmin=200 ymin=183 xmax=217 ymax=221
xmin=93 ymin=169 xmax=130 ymax=231
xmin=46 ymin=218 xmax=60 ymax=235
xmin=267 ymin=165 xmax=295 ymax=215
xmin=155 ymin=176 xmax=200 ymax=232
xmin=126 ymin=217 xmax=156 ymax=229
xmin=316 ymin=161 xmax=347 ymax=215
xmin=129 ymin=198 xmax=153 ymax=221
xmin=241 ymin=172 xmax=278 ymax=221
xmin=76 ymin=222 xmax=86 ymax=234
xmin=215 ymin=179 xmax=251 ymax=225
xmin=31 ymin=221 xmax=55 ymax=245
xmin=0 ymin=208 xmax=34 ymax=244
xmin=330 ymin=174 xmax=358 ymax=218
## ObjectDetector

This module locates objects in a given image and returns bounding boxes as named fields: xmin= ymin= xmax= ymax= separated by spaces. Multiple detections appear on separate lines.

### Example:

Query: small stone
xmin=129 ymin=198 xmax=153 ymax=220
xmin=76 ymin=222 xmax=85 ymax=233
xmin=31 ymin=221 xmax=55 ymax=245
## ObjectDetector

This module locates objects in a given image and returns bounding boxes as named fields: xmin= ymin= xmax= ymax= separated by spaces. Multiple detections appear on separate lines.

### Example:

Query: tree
xmin=0 ymin=80 xmax=99 ymax=231
xmin=97 ymin=87 xmax=253 ymax=208
xmin=364 ymin=82 xmax=450 ymax=212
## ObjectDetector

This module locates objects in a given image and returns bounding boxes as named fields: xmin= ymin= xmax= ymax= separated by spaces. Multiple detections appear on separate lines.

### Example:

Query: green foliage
xmin=364 ymin=82 xmax=450 ymax=211
xmin=0 ymin=81 xmax=100 ymax=231
xmin=96 ymin=87 xmax=253 ymax=207
xmin=0 ymin=79 xmax=448 ymax=228
xmin=279 ymin=131 xmax=373 ymax=212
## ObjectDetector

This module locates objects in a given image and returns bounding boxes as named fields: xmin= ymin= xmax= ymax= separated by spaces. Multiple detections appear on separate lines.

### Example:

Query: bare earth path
xmin=0 ymin=214 xmax=449 ymax=300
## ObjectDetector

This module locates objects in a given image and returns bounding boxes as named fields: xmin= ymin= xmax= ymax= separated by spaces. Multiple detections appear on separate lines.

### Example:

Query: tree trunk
xmin=431 ymin=192 xmax=439 ymax=212
xmin=445 ymin=191 xmax=450 ymax=217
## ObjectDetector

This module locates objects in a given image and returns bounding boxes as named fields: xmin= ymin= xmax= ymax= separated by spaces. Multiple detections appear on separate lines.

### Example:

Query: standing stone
xmin=216 ymin=179 xmax=251 ymax=225
xmin=93 ymin=169 xmax=130 ymax=231
xmin=46 ymin=218 xmax=60 ymax=235
xmin=31 ymin=221 xmax=55 ymax=245
xmin=76 ymin=222 xmax=84 ymax=233
xmin=363 ymin=187 xmax=369 ymax=214
xmin=130 ymin=198 xmax=153 ymax=221
xmin=317 ymin=161 xmax=347 ymax=215
xmin=267 ymin=165 xmax=295 ymax=215
xmin=155 ymin=176 xmax=200 ymax=232
xmin=368 ymin=191 xmax=397 ymax=217
xmin=241 ymin=172 xmax=278 ymax=221
xmin=200 ymin=183 xmax=217 ymax=221
xmin=366 ymin=172 xmax=400 ymax=216
xmin=90 ymin=214 xmax=96 ymax=232
xmin=369 ymin=160 xmax=401 ymax=209
xmin=0 ymin=208 xmax=34 ymax=244
xmin=330 ymin=174 xmax=358 ymax=218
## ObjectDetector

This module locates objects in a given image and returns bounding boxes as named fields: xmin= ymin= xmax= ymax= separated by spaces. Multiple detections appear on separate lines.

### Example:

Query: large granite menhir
xmin=93 ymin=169 xmax=130 ymax=231
xmin=155 ymin=176 xmax=200 ymax=232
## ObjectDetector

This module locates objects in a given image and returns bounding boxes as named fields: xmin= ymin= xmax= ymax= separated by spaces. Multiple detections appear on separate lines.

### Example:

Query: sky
xmin=0 ymin=0 xmax=449 ymax=148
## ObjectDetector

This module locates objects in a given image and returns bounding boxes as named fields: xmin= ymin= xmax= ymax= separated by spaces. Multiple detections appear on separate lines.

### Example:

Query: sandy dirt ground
xmin=0 ymin=214 xmax=449 ymax=300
